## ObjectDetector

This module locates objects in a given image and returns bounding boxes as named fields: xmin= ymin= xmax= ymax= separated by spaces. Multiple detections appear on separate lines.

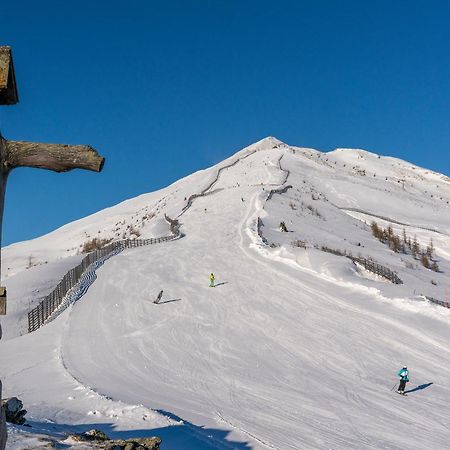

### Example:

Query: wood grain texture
xmin=5 ymin=140 xmax=104 ymax=172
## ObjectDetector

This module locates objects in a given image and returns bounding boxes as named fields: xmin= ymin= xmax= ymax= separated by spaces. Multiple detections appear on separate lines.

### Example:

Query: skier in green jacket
xmin=209 ymin=273 xmax=215 ymax=287
xmin=397 ymin=366 xmax=409 ymax=394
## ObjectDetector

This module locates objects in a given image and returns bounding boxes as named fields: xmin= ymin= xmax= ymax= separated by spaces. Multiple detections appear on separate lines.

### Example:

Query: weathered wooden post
xmin=0 ymin=46 xmax=105 ymax=450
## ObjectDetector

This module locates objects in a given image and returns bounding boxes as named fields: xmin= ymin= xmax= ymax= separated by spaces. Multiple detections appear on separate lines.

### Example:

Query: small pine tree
xmin=426 ymin=239 xmax=435 ymax=259
xmin=421 ymin=253 xmax=430 ymax=269
xmin=391 ymin=235 xmax=401 ymax=253
xmin=387 ymin=224 xmax=394 ymax=238
xmin=412 ymin=236 xmax=420 ymax=259
xmin=371 ymin=221 xmax=380 ymax=239
xmin=402 ymin=228 xmax=408 ymax=245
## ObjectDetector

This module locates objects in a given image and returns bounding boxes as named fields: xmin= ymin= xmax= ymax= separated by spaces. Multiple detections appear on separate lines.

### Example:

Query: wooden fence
xmin=266 ymin=184 xmax=292 ymax=201
xmin=320 ymin=246 xmax=403 ymax=284
xmin=425 ymin=296 xmax=450 ymax=309
xmin=257 ymin=217 xmax=268 ymax=245
xmin=352 ymin=256 xmax=403 ymax=284
xmin=28 ymin=220 xmax=180 ymax=333
xmin=178 ymin=149 xmax=258 ymax=217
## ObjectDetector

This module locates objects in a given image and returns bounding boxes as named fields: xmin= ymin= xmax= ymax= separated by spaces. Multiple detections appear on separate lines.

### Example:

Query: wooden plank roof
xmin=0 ymin=46 xmax=19 ymax=105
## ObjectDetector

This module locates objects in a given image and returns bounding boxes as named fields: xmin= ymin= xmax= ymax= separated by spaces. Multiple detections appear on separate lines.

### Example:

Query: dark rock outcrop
xmin=68 ymin=429 xmax=161 ymax=449
xmin=1 ymin=397 xmax=27 ymax=425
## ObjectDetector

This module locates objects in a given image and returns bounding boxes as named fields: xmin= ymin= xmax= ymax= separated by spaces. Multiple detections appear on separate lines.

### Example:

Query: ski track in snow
xmin=56 ymin=148 xmax=281 ymax=448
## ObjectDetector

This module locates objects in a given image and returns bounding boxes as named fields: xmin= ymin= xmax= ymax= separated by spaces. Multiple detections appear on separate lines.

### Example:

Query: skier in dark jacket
xmin=154 ymin=290 xmax=163 ymax=304
xmin=397 ymin=366 xmax=409 ymax=394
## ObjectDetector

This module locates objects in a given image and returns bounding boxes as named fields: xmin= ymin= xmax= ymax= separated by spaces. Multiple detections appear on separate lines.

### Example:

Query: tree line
xmin=370 ymin=221 xmax=439 ymax=272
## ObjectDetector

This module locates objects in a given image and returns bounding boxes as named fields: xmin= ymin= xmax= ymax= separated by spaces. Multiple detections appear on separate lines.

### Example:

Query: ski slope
xmin=1 ymin=137 xmax=450 ymax=449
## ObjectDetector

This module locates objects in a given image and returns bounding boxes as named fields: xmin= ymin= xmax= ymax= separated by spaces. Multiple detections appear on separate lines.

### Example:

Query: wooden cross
xmin=0 ymin=46 xmax=105 ymax=450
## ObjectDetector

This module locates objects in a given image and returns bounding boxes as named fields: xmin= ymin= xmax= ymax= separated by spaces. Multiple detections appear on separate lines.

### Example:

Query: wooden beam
xmin=4 ymin=140 xmax=105 ymax=173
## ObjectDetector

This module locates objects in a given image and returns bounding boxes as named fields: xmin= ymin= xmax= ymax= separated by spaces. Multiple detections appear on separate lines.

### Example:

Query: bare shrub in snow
xmin=305 ymin=203 xmax=322 ymax=218
xmin=81 ymin=237 xmax=112 ymax=253
xmin=129 ymin=225 xmax=141 ymax=238
xmin=26 ymin=255 xmax=36 ymax=269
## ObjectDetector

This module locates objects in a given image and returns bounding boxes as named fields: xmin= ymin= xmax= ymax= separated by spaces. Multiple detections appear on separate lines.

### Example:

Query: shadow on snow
xmin=405 ymin=382 xmax=434 ymax=394
xmin=13 ymin=416 xmax=252 ymax=450
xmin=157 ymin=298 xmax=182 ymax=305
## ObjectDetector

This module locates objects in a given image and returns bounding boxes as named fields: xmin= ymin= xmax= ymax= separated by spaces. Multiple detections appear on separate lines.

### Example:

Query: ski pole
xmin=390 ymin=382 xmax=398 ymax=391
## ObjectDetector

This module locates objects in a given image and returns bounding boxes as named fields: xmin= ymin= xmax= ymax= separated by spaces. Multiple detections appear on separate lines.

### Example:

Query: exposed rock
xmin=1 ymin=397 xmax=27 ymax=425
xmin=103 ymin=437 xmax=161 ymax=449
xmin=83 ymin=429 xmax=109 ymax=441
xmin=67 ymin=429 xmax=161 ymax=449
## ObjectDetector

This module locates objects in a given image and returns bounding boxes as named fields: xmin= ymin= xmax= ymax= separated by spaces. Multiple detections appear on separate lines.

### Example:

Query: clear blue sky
xmin=1 ymin=0 xmax=449 ymax=245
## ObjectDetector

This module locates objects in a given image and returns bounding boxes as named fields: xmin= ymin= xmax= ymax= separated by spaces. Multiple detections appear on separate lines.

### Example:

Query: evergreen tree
xmin=391 ymin=234 xmax=401 ymax=253
xmin=421 ymin=253 xmax=430 ymax=269
xmin=387 ymin=224 xmax=394 ymax=238
xmin=426 ymin=239 xmax=435 ymax=259
xmin=412 ymin=236 xmax=420 ymax=259
xmin=402 ymin=228 xmax=408 ymax=245
xmin=371 ymin=221 xmax=380 ymax=239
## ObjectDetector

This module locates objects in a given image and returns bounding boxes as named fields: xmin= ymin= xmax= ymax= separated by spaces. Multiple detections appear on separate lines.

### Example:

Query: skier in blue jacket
xmin=397 ymin=366 xmax=409 ymax=394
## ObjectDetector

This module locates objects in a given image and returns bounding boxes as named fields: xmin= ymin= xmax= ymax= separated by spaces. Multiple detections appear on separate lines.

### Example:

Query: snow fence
xmin=28 ymin=216 xmax=181 ymax=333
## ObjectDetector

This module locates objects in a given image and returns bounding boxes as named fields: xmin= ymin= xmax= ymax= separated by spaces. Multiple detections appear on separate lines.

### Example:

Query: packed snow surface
xmin=1 ymin=137 xmax=450 ymax=449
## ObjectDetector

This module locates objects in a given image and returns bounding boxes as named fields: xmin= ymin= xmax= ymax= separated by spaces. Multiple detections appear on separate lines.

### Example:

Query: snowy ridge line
xmin=27 ymin=217 xmax=181 ymax=333
xmin=177 ymin=148 xmax=260 ymax=217
xmin=339 ymin=207 xmax=447 ymax=236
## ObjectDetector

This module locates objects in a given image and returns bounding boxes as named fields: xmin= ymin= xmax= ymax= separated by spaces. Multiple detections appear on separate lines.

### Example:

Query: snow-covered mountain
xmin=1 ymin=137 xmax=450 ymax=449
